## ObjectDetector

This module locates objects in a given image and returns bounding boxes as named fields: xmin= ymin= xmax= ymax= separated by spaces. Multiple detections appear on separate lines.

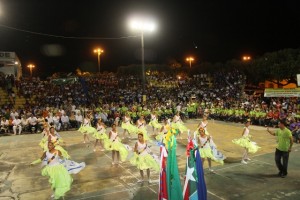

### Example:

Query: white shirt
xmin=61 ymin=115 xmax=69 ymax=123
xmin=10 ymin=112 xmax=19 ymax=120
xmin=46 ymin=116 xmax=54 ymax=124
xmin=1 ymin=119 xmax=9 ymax=126
xmin=53 ymin=116 xmax=60 ymax=123
xmin=28 ymin=117 xmax=38 ymax=125
xmin=13 ymin=119 xmax=22 ymax=126
xmin=75 ymin=115 xmax=83 ymax=122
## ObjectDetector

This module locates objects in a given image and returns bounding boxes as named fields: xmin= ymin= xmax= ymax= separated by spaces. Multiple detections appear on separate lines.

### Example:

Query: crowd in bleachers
xmin=0 ymin=70 xmax=299 ymax=142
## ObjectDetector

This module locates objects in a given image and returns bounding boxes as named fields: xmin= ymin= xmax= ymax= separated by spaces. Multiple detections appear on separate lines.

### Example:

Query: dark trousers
xmin=29 ymin=124 xmax=38 ymax=133
xmin=275 ymin=148 xmax=289 ymax=175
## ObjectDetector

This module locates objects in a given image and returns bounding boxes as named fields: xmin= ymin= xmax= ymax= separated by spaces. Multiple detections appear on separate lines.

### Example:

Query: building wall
xmin=0 ymin=51 xmax=22 ymax=79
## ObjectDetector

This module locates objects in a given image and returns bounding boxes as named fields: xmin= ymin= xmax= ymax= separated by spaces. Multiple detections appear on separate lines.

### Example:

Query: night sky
xmin=0 ymin=0 xmax=299 ymax=76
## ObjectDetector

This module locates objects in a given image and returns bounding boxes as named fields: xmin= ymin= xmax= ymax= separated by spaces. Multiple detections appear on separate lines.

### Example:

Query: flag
xmin=183 ymin=140 xmax=198 ymax=200
xmin=166 ymin=136 xmax=183 ymax=200
xmin=158 ymin=146 xmax=168 ymax=200
xmin=195 ymin=149 xmax=207 ymax=200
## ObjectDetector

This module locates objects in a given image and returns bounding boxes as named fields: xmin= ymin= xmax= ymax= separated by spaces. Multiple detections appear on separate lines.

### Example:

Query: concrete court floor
xmin=0 ymin=119 xmax=299 ymax=200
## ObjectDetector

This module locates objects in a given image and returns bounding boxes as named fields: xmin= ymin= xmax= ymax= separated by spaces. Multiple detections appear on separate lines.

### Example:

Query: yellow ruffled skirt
xmin=42 ymin=164 xmax=73 ymax=199
xmin=130 ymin=153 xmax=159 ymax=171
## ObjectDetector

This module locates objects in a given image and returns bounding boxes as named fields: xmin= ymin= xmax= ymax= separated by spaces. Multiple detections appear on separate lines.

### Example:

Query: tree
xmin=254 ymin=48 xmax=300 ymax=87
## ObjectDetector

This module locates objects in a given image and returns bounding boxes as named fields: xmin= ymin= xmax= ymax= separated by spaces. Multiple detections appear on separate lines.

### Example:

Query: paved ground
xmin=0 ymin=120 xmax=299 ymax=200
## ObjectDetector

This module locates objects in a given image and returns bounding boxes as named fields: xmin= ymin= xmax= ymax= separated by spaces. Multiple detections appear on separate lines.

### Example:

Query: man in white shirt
xmin=53 ymin=114 xmax=61 ymax=131
xmin=61 ymin=113 xmax=70 ymax=131
xmin=46 ymin=113 xmax=54 ymax=126
xmin=75 ymin=112 xmax=83 ymax=128
xmin=10 ymin=110 xmax=19 ymax=120
xmin=21 ymin=116 xmax=28 ymax=132
xmin=12 ymin=116 xmax=22 ymax=135
xmin=27 ymin=114 xmax=38 ymax=133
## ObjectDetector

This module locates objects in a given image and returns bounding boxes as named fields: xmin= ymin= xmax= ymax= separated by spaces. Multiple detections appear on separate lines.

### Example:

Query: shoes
xmin=209 ymin=168 xmax=214 ymax=172
xmin=148 ymin=179 xmax=152 ymax=183
xmin=137 ymin=179 xmax=144 ymax=183
xmin=241 ymin=160 xmax=248 ymax=164
xmin=281 ymin=172 xmax=287 ymax=178
xmin=277 ymin=172 xmax=282 ymax=177
xmin=246 ymin=158 xmax=251 ymax=161
xmin=100 ymin=149 xmax=105 ymax=152
xmin=112 ymin=162 xmax=115 ymax=165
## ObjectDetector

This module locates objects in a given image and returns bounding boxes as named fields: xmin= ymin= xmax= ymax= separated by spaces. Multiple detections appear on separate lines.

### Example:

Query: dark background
xmin=0 ymin=0 xmax=299 ymax=76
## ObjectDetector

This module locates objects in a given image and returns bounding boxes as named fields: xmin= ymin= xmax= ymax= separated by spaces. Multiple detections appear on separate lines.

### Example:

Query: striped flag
xmin=183 ymin=140 xmax=197 ymax=200
xmin=158 ymin=146 xmax=168 ymax=200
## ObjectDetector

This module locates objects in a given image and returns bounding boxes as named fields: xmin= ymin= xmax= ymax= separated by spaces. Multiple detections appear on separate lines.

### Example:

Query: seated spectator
xmin=27 ymin=114 xmax=38 ymax=133
xmin=61 ymin=113 xmax=70 ymax=131
xmin=0 ymin=117 xmax=9 ymax=133
xmin=53 ymin=114 xmax=61 ymax=131
xmin=21 ymin=115 xmax=29 ymax=132
xmin=75 ymin=112 xmax=83 ymax=128
xmin=69 ymin=112 xmax=77 ymax=129
xmin=12 ymin=116 xmax=22 ymax=135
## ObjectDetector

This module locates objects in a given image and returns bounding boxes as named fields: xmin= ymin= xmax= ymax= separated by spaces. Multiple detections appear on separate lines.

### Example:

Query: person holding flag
xmin=31 ymin=141 xmax=73 ymax=199
xmin=197 ymin=127 xmax=224 ymax=172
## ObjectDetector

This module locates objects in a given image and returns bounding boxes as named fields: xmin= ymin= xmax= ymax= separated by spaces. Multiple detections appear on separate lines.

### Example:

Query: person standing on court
xmin=267 ymin=120 xmax=293 ymax=178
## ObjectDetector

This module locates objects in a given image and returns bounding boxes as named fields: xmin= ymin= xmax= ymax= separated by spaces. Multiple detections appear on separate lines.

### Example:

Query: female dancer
xmin=78 ymin=114 xmax=94 ymax=144
xmin=149 ymin=111 xmax=162 ymax=135
xmin=197 ymin=115 xmax=210 ymax=135
xmin=43 ymin=126 xmax=69 ymax=159
xmin=232 ymin=119 xmax=260 ymax=164
xmin=155 ymin=119 xmax=170 ymax=142
xmin=121 ymin=113 xmax=135 ymax=139
xmin=93 ymin=119 xmax=108 ymax=152
xmin=130 ymin=133 xmax=159 ymax=183
xmin=135 ymin=115 xmax=150 ymax=141
xmin=197 ymin=127 xmax=224 ymax=172
xmin=31 ymin=141 xmax=72 ymax=199
xmin=172 ymin=112 xmax=188 ymax=139
xmin=37 ymin=126 xmax=85 ymax=174
xmin=105 ymin=124 xmax=129 ymax=165
xmin=39 ymin=123 xmax=51 ymax=149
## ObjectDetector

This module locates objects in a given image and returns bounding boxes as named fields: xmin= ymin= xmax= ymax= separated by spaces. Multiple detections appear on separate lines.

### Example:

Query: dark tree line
xmin=115 ymin=48 xmax=300 ymax=86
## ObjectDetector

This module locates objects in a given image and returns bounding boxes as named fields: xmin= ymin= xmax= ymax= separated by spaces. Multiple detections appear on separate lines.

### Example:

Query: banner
xmin=264 ymin=88 xmax=300 ymax=97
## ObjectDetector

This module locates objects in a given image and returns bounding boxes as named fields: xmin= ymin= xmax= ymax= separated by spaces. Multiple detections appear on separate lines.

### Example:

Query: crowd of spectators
xmin=0 ymin=70 xmax=299 ymax=142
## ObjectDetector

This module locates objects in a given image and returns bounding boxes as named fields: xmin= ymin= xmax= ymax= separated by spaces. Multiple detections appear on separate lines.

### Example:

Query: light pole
xmin=129 ymin=18 xmax=156 ymax=93
xmin=93 ymin=48 xmax=104 ymax=73
xmin=186 ymin=57 xmax=194 ymax=68
xmin=27 ymin=64 xmax=35 ymax=77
